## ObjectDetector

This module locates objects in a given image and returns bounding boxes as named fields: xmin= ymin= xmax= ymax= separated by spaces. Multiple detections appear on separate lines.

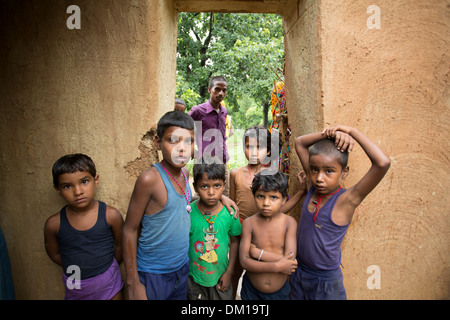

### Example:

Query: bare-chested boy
xmin=239 ymin=171 xmax=305 ymax=300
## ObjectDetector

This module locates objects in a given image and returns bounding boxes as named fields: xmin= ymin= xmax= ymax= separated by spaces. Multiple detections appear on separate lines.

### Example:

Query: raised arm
xmin=280 ymin=171 xmax=307 ymax=214
xmin=295 ymin=130 xmax=354 ymax=189
xmin=323 ymin=125 xmax=390 ymax=208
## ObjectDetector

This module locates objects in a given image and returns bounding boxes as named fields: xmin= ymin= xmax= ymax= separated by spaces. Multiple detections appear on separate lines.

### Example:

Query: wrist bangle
xmin=258 ymin=249 xmax=264 ymax=261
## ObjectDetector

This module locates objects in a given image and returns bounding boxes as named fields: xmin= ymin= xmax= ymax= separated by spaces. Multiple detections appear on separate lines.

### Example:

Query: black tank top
xmin=57 ymin=201 xmax=114 ymax=279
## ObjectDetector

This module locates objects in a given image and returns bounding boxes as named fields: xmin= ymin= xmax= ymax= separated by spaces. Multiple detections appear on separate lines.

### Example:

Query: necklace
xmin=160 ymin=161 xmax=192 ymax=213
xmin=247 ymin=164 xmax=261 ymax=189
xmin=197 ymin=202 xmax=222 ymax=225
xmin=312 ymin=185 xmax=341 ymax=222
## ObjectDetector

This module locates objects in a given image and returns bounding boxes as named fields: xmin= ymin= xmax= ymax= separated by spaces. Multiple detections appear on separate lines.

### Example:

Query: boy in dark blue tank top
xmin=291 ymin=125 xmax=390 ymax=299
xmin=44 ymin=154 xmax=124 ymax=300
xmin=123 ymin=111 xmax=239 ymax=300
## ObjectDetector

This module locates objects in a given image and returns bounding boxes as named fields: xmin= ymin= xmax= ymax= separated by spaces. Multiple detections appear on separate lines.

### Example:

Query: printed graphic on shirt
xmin=194 ymin=223 xmax=219 ymax=266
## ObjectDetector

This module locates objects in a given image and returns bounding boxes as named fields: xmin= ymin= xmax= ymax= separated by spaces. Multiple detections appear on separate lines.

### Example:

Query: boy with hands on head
xmin=291 ymin=125 xmax=390 ymax=300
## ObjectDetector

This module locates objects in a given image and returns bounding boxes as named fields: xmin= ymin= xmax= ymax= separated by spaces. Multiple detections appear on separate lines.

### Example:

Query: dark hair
xmin=309 ymin=139 xmax=349 ymax=168
xmin=243 ymin=126 xmax=283 ymax=161
xmin=193 ymin=157 xmax=226 ymax=186
xmin=175 ymin=98 xmax=186 ymax=106
xmin=156 ymin=110 xmax=194 ymax=138
xmin=209 ymin=76 xmax=227 ymax=88
xmin=52 ymin=153 xmax=96 ymax=188
xmin=251 ymin=171 xmax=288 ymax=198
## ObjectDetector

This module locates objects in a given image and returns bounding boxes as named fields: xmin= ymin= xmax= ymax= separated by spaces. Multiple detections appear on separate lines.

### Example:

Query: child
xmin=44 ymin=153 xmax=124 ymax=300
xmin=123 ymin=111 xmax=238 ymax=300
xmin=229 ymin=126 xmax=304 ymax=298
xmin=291 ymin=125 xmax=390 ymax=300
xmin=239 ymin=171 xmax=299 ymax=300
xmin=175 ymin=98 xmax=187 ymax=112
xmin=187 ymin=158 xmax=241 ymax=300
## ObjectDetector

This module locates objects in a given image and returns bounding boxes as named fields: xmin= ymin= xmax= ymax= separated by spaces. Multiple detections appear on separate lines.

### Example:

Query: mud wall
xmin=284 ymin=0 xmax=449 ymax=299
xmin=0 ymin=0 xmax=177 ymax=299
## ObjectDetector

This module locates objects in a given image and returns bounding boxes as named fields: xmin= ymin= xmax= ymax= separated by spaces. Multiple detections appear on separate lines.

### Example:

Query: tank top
xmin=136 ymin=162 xmax=191 ymax=274
xmin=57 ymin=201 xmax=114 ymax=279
xmin=297 ymin=186 xmax=349 ymax=270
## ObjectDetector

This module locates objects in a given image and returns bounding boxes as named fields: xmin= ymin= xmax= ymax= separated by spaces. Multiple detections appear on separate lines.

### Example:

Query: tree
xmin=176 ymin=12 xmax=284 ymax=128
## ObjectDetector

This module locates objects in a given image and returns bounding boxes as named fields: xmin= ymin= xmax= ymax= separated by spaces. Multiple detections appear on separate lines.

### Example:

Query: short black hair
xmin=243 ymin=126 xmax=272 ymax=156
xmin=193 ymin=157 xmax=226 ymax=186
xmin=251 ymin=171 xmax=288 ymax=198
xmin=309 ymin=139 xmax=349 ymax=168
xmin=209 ymin=76 xmax=227 ymax=88
xmin=156 ymin=110 xmax=194 ymax=138
xmin=52 ymin=153 xmax=96 ymax=188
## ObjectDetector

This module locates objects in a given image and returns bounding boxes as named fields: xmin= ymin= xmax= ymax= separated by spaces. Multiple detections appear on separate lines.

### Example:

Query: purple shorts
xmin=62 ymin=258 xmax=123 ymax=300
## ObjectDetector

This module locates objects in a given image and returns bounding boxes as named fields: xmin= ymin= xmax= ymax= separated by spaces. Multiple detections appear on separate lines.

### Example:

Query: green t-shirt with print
xmin=188 ymin=200 xmax=242 ymax=287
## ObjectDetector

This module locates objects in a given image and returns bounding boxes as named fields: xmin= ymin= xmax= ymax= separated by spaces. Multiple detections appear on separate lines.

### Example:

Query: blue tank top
xmin=57 ymin=201 xmax=114 ymax=279
xmin=297 ymin=186 xmax=349 ymax=270
xmin=137 ymin=163 xmax=191 ymax=274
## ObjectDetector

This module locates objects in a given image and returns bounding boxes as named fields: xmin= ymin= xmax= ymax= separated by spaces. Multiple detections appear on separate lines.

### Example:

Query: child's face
xmin=309 ymin=154 xmax=348 ymax=195
xmin=254 ymin=187 xmax=286 ymax=218
xmin=194 ymin=173 xmax=225 ymax=209
xmin=245 ymin=136 xmax=268 ymax=165
xmin=56 ymin=170 xmax=99 ymax=209
xmin=157 ymin=126 xmax=194 ymax=168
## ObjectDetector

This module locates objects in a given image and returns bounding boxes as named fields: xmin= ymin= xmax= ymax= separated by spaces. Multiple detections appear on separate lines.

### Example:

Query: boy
xmin=229 ymin=126 xmax=304 ymax=298
xmin=291 ymin=125 xmax=390 ymax=299
xmin=175 ymin=98 xmax=187 ymax=112
xmin=123 ymin=111 xmax=238 ymax=300
xmin=188 ymin=158 xmax=241 ymax=300
xmin=44 ymin=153 xmax=124 ymax=300
xmin=123 ymin=111 xmax=195 ymax=300
xmin=239 ymin=171 xmax=299 ymax=300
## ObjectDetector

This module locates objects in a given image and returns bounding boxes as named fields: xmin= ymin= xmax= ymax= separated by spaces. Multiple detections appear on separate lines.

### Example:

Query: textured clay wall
xmin=0 ymin=0 xmax=177 ymax=299
xmin=284 ymin=0 xmax=449 ymax=299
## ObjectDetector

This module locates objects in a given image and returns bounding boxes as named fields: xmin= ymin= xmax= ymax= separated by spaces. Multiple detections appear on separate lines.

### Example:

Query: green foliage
xmin=176 ymin=13 xmax=284 ymax=127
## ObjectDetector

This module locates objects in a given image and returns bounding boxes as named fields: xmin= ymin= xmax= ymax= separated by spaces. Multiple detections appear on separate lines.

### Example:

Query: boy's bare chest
xmin=251 ymin=221 xmax=286 ymax=252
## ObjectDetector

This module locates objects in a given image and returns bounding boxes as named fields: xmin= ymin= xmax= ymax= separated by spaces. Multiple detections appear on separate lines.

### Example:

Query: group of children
xmin=44 ymin=109 xmax=390 ymax=300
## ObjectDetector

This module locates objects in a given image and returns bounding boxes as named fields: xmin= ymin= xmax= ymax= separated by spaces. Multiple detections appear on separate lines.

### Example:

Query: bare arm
xmin=106 ymin=206 xmax=124 ymax=264
xmin=229 ymin=168 xmax=237 ymax=203
xmin=249 ymin=216 xmax=297 ymax=262
xmin=280 ymin=171 xmax=307 ymax=214
xmin=122 ymin=171 xmax=155 ymax=300
xmin=324 ymin=125 xmax=390 ymax=209
xmin=295 ymin=131 xmax=354 ymax=189
xmin=239 ymin=219 xmax=297 ymax=275
xmin=44 ymin=213 xmax=62 ymax=266
xmin=217 ymin=235 xmax=239 ymax=292
xmin=221 ymin=194 xmax=239 ymax=218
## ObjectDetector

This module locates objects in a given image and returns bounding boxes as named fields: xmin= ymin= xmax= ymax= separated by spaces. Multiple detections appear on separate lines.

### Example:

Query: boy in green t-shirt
xmin=188 ymin=158 xmax=241 ymax=300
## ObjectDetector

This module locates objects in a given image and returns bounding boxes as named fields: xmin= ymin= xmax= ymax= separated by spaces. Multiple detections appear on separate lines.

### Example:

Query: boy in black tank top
xmin=44 ymin=153 xmax=124 ymax=299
